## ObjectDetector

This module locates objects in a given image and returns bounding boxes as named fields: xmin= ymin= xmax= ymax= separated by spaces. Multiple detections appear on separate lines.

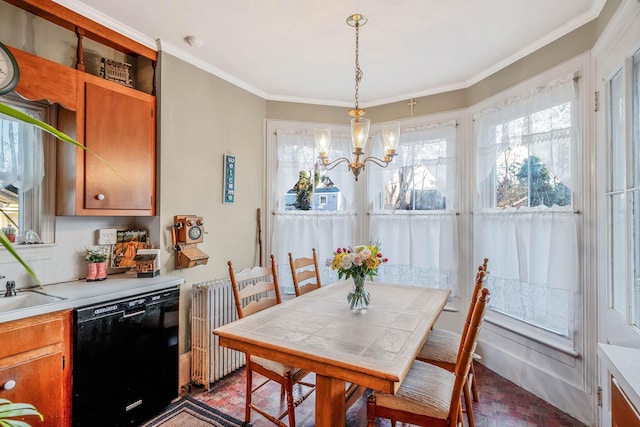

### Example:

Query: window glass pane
xmin=275 ymin=130 xmax=353 ymax=212
xmin=610 ymin=69 xmax=625 ymax=191
xmin=633 ymin=191 xmax=640 ymax=326
xmin=383 ymin=139 xmax=448 ymax=210
xmin=633 ymin=49 xmax=640 ymax=187
xmin=493 ymin=105 xmax=572 ymax=209
xmin=633 ymin=48 xmax=640 ymax=326
xmin=370 ymin=122 xmax=457 ymax=212
xmin=0 ymin=99 xmax=45 ymax=241
xmin=611 ymin=193 xmax=628 ymax=316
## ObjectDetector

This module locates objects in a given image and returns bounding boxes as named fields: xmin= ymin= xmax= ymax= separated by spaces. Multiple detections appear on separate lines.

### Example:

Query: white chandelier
xmin=315 ymin=14 xmax=400 ymax=181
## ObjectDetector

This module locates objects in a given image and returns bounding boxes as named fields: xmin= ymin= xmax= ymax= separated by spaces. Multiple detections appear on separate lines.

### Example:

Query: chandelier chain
xmin=354 ymin=22 xmax=363 ymax=111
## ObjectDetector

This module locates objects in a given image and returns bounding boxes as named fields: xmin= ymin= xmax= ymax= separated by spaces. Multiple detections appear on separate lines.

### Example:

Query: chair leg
xmin=470 ymin=361 xmax=479 ymax=402
xmin=366 ymin=394 xmax=376 ymax=427
xmin=245 ymin=363 xmax=253 ymax=423
xmin=464 ymin=379 xmax=475 ymax=427
xmin=285 ymin=372 xmax=296 ymax=427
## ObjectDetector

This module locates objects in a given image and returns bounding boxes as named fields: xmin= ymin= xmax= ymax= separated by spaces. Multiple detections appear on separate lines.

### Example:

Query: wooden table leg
xmin=315 ymin=374 xmax=346 ymax=427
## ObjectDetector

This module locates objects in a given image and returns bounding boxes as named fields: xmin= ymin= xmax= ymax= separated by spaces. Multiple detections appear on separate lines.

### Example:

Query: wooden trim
xmin=8 ymin=46 xmax=77 ymax=110
xmin=4 ymin=0 xmax=157 ymax=61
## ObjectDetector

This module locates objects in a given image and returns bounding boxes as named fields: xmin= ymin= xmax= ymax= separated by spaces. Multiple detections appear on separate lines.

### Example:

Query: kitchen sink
xmin=0 ymin=289 xmax=65 ymax=313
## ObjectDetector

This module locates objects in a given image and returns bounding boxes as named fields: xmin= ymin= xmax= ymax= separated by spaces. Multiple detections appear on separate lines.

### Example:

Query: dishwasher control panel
xmin=75 ymin=287 xmax=179 ymax=322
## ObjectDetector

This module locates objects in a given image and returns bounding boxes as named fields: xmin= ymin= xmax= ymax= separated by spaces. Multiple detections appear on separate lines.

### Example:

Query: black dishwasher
xmin=72 ymin=286 xmax=180 ymax=427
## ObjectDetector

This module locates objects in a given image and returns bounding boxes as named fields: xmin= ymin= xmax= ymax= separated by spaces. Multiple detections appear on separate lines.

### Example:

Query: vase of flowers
xmin=84 ymin=247 xmax=110 ymax=282
xmin=327 ymin=242 xmax=388 ymax=310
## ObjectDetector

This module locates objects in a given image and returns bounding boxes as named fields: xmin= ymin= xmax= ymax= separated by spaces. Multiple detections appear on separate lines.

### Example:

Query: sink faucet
xmin=4 ymin=279 xmax=16 ymax=297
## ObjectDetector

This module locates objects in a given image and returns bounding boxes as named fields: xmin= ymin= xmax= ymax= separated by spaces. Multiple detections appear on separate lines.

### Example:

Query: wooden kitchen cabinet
xmin=6 ymin=45 xmax=157 ymax=217
xmin=0 ymin=310 xmax=72 ymax=427
xmin=612 ymin=377 xmax=640 ymax=427
xmin=57 ymin=73 xmax=156 ymax=216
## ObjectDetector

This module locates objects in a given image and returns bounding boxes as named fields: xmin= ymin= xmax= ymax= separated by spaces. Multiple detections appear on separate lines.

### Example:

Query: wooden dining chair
xmin=288 ymin=248 xmax=322 ymax=297
xmin=419 ymin=261 xmax=488 ymax=384
xmin=228 ymin=255 xmax=315 ymax=427
xmin=414 ymin=261 xmax=488 ymax=427
xmin=366 ymin=287 xmax=490 ymax=427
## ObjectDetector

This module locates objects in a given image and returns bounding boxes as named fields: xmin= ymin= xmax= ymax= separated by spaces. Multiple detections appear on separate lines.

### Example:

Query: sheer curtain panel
xmin=271 ymin=128 xmax=356 ymax=293
xmin=368 ymin=121 xmax=459 ymax=296
xmin=0 ymin=104 xmax=45 ymax=192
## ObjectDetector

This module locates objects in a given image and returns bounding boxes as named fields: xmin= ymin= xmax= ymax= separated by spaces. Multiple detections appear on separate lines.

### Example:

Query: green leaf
xmin=0 ymin=401 xmax=43 ymax=422
xmin=0 ymin=232 xmax=41 ymax=288
xmin=0 ymin=420 xmax=36 ymax=427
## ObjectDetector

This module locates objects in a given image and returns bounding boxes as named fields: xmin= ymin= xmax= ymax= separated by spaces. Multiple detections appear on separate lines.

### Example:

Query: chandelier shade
xmin=315 ymin=14 xmax=400 ymax=181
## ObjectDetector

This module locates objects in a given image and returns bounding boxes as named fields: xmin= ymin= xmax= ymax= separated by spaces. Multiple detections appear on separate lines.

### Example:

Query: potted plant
xmin=1 ymin=225 xmax=16 ymax=243
xmin=84 ymin=247 xmax=110 ymax=281
xmin=0 ymin=398 xmax=43 ymax=427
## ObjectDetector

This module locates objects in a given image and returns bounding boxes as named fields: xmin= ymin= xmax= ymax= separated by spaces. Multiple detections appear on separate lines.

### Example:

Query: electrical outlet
xmin=97 ymin=228 xmax=117 ymax=245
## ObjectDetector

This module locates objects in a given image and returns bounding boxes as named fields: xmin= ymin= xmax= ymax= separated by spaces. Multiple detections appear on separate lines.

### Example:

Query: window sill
xmin=485 ymin=312 xmax=580 ymax=358
xmin=0 ymin=243 xmax=56 ymax=263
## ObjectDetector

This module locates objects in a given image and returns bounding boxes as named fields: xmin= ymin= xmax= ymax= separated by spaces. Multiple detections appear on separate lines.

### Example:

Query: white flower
xmin=358 ymin=246 xmax=372 ymax=259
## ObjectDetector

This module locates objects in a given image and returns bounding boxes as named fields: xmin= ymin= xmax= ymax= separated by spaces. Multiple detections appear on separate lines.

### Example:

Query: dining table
xmin=213 ymin=279 xmax=451 ymax=427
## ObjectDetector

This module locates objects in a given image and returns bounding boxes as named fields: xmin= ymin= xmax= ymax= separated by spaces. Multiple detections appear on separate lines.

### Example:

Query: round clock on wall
xmin=0 ymin=41 xmax=19 ymax=96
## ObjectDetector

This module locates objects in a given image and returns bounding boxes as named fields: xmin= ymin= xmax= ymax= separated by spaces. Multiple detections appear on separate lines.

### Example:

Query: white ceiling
xmin=54 ymin=0 xmax=605 ymax=108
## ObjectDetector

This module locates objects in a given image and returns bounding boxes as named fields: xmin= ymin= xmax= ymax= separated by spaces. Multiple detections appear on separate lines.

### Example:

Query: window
xmin=267 ymin=124 xmax=357 ymax=293
xmin=609 ymin=47 xmax=640 ymax=328
xmin=368 ymin=120 xmax=459 ymax=295
xmin=0 ymin=95 xmax=52 ymax=244
xmin=474 ymin=75 xmax=581 ymax=339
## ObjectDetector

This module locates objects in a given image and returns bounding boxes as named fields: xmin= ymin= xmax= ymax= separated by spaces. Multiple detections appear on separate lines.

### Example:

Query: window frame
xmin=0 ymin=95 xmax=56 ymax=251
xmin=470 ymin=55 xmax=588 ymax=356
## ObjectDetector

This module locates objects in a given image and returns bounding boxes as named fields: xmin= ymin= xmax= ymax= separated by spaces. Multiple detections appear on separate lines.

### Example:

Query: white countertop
xmin=0 ymin=273 xmax=185 ymax=323
xmin=598 ymin=343 xmax=640 ymax=412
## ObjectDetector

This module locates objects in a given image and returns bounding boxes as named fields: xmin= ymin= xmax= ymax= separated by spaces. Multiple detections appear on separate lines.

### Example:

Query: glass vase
xmin=347 ymin=274 xmax=370 ymax=310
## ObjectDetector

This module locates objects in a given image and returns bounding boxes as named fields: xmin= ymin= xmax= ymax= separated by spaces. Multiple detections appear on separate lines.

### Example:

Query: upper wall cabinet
xmin=84 ymin=79 xmax=155 ymax=212
xmin=56 ymin=74 xmax=156 ymax=216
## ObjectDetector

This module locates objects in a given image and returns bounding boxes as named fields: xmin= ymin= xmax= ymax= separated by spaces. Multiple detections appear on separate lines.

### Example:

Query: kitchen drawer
xmin=0 ymin=311 xmax=64 ymax=361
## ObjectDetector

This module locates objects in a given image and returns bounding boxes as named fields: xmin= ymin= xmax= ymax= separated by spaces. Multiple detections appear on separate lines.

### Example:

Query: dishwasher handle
xmin=123 ymin=309 xmax=146 ymax=318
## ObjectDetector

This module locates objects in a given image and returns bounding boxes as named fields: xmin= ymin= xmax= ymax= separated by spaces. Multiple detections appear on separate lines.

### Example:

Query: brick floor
xmin=192 ymin=363 xmax=588 ymax=427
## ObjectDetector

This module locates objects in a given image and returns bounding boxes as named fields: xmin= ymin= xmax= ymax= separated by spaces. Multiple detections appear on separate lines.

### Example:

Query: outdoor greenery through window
xmin=493 ymin=104 xmax=572 ymax=209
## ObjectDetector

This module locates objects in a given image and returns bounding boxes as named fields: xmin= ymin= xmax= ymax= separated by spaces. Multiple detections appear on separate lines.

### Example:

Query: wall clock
xmin=0 ymin=41 xmax=19 ymax=96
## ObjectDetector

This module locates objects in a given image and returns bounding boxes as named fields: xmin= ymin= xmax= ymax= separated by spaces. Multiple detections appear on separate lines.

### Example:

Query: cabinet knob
xmin=96 ymin=194 xmax=106 ymax=201
xmin=3 ymin=380 xmax=16 ymax=390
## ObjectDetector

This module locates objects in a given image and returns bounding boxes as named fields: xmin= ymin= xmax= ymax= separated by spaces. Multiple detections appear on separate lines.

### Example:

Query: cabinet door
xmin=612 ymin=378 xmax=640 ymax=427
xmin=84 ymin=81 xmax=155 ymax=211
xmin=0 ymin=353 xmax=64 ymax=427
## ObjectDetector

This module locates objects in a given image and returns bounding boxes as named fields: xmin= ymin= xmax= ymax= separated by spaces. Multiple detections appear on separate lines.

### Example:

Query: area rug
xmin=140 ymin=395 xmax=250 ymax=427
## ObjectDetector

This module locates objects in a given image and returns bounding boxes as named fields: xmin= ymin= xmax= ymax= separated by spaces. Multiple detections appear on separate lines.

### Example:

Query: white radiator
xmin=191 ymin=278 xmax=246 ymax=388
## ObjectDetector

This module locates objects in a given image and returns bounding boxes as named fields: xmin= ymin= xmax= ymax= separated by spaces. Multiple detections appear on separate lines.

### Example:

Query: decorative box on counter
xmin=134 ymin=249 xmax=161 ymax=278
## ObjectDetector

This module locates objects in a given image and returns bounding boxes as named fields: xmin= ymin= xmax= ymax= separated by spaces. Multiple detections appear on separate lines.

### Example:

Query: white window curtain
xmin=271 ymin=128 xmax=356 ymax=293
xmin=0 ymin=105 xmax=45 ymax=192
xmin=473 ymin=75 xmax=580 ymax=337
xmin=367 ymin=121 xmax=459 ymax=296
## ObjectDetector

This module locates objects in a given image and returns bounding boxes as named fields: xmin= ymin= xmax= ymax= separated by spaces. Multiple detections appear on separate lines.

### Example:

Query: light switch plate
xmin=97 ymin=228 xmax=117 ymax=245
